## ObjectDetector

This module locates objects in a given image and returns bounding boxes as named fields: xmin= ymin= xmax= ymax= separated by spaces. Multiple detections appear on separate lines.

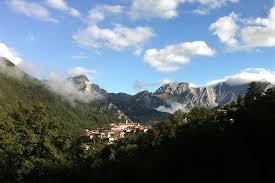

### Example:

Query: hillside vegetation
xmin=0 ymin=58 xmax=125 ymax=134
xmin=1 ymin=81 xmax=275 ymax=182
xmin=65 ymin=82 xmax=275 ymax=183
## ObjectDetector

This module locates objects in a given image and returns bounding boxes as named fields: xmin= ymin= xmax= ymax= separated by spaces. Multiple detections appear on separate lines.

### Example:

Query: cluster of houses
xmin=84 ymin=120 xmax=151 ymax=143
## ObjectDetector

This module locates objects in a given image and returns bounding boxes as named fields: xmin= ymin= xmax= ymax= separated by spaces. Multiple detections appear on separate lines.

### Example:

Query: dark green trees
xmin=244 ymin=82 xmax=264 ymax=105
xmin=0 ymin=103 xmax=74 ymax=181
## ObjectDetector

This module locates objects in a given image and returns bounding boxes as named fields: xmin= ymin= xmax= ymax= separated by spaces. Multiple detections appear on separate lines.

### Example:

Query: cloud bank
xmin=207 ymin=68 xmax=275 ymax=86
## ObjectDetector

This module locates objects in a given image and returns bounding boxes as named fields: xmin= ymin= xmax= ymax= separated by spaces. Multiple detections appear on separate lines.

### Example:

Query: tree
xmin=244 ymin=82 xmax=263 ymax=106
xmin=237 ymin=95 xmax=244 ymax=107
xmin=188 ymin=107 xmax=214 ymax=126
xmin=0 ymin=103 xmax=75 ymax=181
xmin=170 ymin=110 xmax=189 ymax=126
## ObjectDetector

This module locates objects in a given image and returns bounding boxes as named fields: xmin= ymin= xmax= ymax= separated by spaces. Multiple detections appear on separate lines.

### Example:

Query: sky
xmin=1 ymin=0 xmax=275 ymax=94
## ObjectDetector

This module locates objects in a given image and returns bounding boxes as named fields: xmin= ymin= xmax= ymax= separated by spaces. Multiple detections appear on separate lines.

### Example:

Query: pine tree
xmin=244 ymin=82 xmax=263 ymax=106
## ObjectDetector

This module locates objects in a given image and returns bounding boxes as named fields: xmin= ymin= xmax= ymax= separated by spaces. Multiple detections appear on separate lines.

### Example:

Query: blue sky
xmin=1 ymin=0 xmax=275 ymax=94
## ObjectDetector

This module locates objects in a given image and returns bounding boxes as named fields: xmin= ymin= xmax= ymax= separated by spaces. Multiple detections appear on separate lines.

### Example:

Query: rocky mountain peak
xmin=70 ymin=74 xmax=89 ymax=83
xmin=67 ymin=74 xmax=108 ymax=97
xmin=155 ymin=82 xmax=191 ymax=95
xmin=136 ymin=90 xmax=151 ymax=97
xmin=68 ymin=74 xmax=91 ymax=93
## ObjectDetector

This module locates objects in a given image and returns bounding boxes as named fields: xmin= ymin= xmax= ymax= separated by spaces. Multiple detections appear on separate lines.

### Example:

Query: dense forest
xmin=0 ymin=58 xmax=127 ymax=134
xmin=1 ymin=81 xmax=275 ymax=182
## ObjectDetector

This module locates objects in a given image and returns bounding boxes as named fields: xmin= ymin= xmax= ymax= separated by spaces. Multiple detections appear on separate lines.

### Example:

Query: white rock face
xmin=68 ymin=75 xmax=108 ymax=98
xmin=152 ymin=81 xmax=272 ymax=113
xmin=155 ymin=82 xmax=191 ymax=95
xmin=69 ymin=75 xmax=92 ymax=93
xmin=155 ymin=82 xmax=220 ymax=110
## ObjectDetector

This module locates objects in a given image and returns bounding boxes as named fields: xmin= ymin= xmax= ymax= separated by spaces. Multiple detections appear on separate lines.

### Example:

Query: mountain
xmin=68 ymin=73 xmax=272 ymax=123
xmin=68 ymin=74 xmax=108 ymax=97
xmin=2 ymin=56 xmax=272 ymax=125
xmin=107 ymin=91 xmax=169 ymax=123
xmin=107 ymin=81 xmax=273 ymax=117
xmin=156 ymin=81 xmax=272 ymax=109
xmin=0 ymin=57 xmax=128 ymax=133
xmin=67 ymin=74 xmax=169 ymax=123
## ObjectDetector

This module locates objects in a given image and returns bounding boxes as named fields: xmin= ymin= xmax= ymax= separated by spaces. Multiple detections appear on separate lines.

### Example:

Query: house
xmin=84 ymin=121 xmax=152 ymax=143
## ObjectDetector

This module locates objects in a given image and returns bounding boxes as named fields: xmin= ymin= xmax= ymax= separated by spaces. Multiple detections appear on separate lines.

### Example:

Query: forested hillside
xmin=1 ymin=81 xmax=274 ymax=182
xmin=29 ymin=82 xmax=275 ymax=183
xmin=0 ymin=58 xmax=126 ymax=133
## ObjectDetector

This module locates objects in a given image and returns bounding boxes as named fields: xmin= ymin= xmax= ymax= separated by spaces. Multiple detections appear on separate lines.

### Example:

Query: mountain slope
xmin=107 ymin=91 xmax=170 ymax=123
xmin=155 ymin=81 xmax=272 ymax=110
xmin=108 ymin=81 xmax=273 ymax=117
xmin=66 ymin=73 xmax=170 ymax=123
xmin=0 ymin=57 xmax=127 ymax=133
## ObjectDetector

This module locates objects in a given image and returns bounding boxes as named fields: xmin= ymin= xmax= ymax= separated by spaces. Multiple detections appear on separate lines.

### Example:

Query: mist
xmin=0 ymin=57 xmax=25 ymax=79
xmin=44 ymin=72 xmax=102 ymax=104
xmin=155 ymin=102 xmax=189 ymax=114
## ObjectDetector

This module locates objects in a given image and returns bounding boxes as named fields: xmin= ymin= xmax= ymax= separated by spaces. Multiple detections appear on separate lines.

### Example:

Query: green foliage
xmin=170 ymin=108 xmax=215 ymax=127
xmin=188 ymin=107 xmax=214 ymax=125
xmin=169 ymin=110 xmax=189 ymax=126
xmin=1 ymin=81 xmax=275 ymax=182
xmin=244 ymin=82 xmax=264 ymax=106
xmin=0 ymin=71 xmax=125 ymax=134
xmin=0 ymin=103 xmax=75 ymax=181
xmin=63 ymin=83 xmax=275 ymax=182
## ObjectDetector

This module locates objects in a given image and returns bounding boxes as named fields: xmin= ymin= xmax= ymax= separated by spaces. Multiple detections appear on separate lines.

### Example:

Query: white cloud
xmin=192 ymin=0 xmax=239 ymax=15
xmin=209 ymin=12 xmax=239 ymax=48
xmin=130 ymin=0 xmax=181 ymax=19
xmin=144 ymin=41 xmax=215 ymax=72
xmin=241 ymin=6 xmax=275 ymax=48
xmin=211 ymin=6 xmax=275 ymax=49
xmin=73 ymin=24 xmax=154 ymax=52
xmin=46 ymin=0 xmax=80 ymax=17
xmin=9 ymin=0 xmax=58 ymax=23
xmin=73 ymin=5 xmax=154 ymax=53
xmin=129 ymin=0 xmax=239 ymax=19
xmin=156 ymin=102 xmax=188 ymax=114
xmin=0 ymin=42 xmax=22 ymax=65
xmin=207 ymin=68 xmax=275 ymax=86
xmin=88 ymin=5 xmax=124 ymax=24
xmin=0 ymin=42 xmax=42 ymax=77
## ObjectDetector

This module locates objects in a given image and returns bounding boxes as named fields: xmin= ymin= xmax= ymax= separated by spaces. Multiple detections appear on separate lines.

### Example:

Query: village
xmin=84 ymin=119 xmax=152 ymax=143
